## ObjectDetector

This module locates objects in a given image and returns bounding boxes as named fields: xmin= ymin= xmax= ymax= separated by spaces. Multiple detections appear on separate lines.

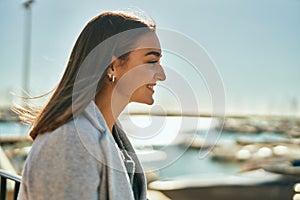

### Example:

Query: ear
xmin=108 ymin=56 xmax=123 ymax=76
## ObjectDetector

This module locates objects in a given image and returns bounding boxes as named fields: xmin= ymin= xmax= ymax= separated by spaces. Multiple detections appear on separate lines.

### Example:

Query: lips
xmin=146 ymin=83 xmax=156 ymax=92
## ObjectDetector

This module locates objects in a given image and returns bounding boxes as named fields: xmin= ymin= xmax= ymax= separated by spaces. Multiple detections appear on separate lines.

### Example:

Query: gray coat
xmin=18 ymin=101 xmax=147 ymax=200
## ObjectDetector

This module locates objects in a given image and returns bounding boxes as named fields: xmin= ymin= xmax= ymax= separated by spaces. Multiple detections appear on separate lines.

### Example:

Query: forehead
xmin=133 ymin=32 xmax=161 ymax=52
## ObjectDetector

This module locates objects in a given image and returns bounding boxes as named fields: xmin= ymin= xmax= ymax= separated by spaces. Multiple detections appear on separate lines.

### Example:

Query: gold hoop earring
xmin=107 ymin=72 xmax=116 ymax=82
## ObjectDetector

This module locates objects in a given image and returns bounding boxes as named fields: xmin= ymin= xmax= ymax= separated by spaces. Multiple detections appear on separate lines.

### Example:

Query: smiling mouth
xmin=147 ymin=84 xmax=155 ymax=92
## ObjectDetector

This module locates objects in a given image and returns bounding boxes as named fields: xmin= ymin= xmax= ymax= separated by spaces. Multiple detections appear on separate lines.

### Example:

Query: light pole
xmin=22 ymin=0 xmax=34 ymax=103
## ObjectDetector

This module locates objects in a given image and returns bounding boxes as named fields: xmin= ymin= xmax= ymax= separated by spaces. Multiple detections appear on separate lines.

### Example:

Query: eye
xmin=148 ymin=60 xmax=158 ymax=64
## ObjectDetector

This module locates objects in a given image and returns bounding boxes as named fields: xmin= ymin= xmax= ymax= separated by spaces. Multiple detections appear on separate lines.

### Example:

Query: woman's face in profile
xmin=113 ymin=32 xmax=166 ymax=105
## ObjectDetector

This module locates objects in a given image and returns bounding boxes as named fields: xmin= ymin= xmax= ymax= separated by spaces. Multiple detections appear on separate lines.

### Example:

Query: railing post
xmin=0 ymin=176 xmax=7 ymax=200
xmin=13 ymin=182 xmax=21 ymax=200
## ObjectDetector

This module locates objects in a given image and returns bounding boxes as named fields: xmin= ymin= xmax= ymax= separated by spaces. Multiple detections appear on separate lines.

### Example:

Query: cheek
xmin=116 ymin=65 xmax=154 ymax=94
xmin=133 ymin=86 xmax=146 ymax=96
xmin=131 ymin=86 xmax=154 ymax=104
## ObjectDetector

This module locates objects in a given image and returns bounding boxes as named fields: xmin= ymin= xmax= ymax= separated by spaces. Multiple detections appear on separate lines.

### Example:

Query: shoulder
xmin=24 ymin=101 xmax=112 ymax=174
xmin=21 ymin=119 xmax=103 ymax=200
xmin=26 ymin=110 xmax=108 ymax=167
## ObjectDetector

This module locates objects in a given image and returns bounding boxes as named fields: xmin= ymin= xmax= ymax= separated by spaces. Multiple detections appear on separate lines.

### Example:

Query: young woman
xmin=17 ymin=11 xmax=166 ymax=200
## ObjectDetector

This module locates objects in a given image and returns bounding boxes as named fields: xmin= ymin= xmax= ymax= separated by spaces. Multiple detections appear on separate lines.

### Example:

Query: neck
xmin=95 ymin=84 xmax=127 ymax=133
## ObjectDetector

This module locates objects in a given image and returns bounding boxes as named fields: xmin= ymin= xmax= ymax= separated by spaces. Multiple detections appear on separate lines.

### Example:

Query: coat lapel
xmin=82 ymin=101 xmax=135 ymax=200
xmin=114 ymin=125 xmax=148 ymax=200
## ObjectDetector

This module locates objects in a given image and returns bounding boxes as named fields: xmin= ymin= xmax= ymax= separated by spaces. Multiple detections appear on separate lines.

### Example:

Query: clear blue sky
xmin=0 ymin=0 xmax=299 ymax=116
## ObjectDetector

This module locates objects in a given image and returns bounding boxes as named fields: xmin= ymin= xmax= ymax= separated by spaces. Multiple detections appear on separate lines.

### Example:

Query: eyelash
xmin=148 ymin=60 xmax=158 ymax=64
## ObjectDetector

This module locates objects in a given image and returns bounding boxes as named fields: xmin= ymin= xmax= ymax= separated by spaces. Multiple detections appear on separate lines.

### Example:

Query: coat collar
xmin=82 ymin=100 xmax=106 ymax=133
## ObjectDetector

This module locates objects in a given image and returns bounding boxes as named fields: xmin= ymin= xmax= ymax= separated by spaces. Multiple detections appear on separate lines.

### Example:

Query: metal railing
xmin=0 ymin=169 xmax=22 ymax=200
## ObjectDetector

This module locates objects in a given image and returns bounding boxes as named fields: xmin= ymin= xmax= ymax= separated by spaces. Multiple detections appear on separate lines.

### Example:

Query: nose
xmin=155 ymin=64 xmax=166 ymax=81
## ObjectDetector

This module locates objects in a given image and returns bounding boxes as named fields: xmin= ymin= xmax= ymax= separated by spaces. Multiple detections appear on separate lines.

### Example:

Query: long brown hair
xmin=16 ymin=11 xmax=155 ymax=140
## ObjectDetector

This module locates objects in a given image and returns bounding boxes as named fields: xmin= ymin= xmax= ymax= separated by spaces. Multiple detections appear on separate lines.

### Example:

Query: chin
xmin=136 ymin=98 xmax=154 ymax=105
xmin=145 ymin=100 xmax=154 ymax=105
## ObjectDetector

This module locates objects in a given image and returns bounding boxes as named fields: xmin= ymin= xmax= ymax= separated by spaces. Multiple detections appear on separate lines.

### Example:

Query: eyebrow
xmin=145 ymin=51 xmax=161 ymax=57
